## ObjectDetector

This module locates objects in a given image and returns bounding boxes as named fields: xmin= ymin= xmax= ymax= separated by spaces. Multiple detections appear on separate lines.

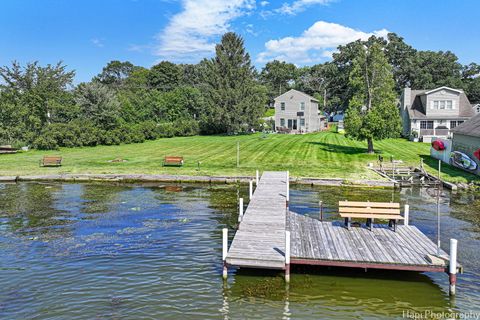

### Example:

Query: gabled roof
xmin=424 ymin=86 xmax=463 ymax=95
xmin=405 ymin=88 xmax=474 ymax=119
xmin=274 ymin=89 xmax=319 ymax=102
xmin=452 ymin=113 xmax=480 ymax=138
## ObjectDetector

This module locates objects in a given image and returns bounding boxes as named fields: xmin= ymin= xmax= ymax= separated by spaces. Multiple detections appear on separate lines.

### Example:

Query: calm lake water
xmin=0 ymin=182 xmax=479 ymax=319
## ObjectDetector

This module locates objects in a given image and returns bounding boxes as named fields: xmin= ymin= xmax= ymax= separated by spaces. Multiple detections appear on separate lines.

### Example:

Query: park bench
xmin=40 ymin=156 xmax=62 ymax=167
xmin=339 ymin=201 xmax=404 ymax=232
xmin=0 ymin=145 xmax=17 ymax=154
xmin=163 ymin=156 xmax=184 ymax=167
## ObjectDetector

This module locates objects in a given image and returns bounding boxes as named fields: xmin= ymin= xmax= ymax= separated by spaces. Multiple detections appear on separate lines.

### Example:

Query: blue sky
xmin=1 ymin=0 xmax=479 ymax=83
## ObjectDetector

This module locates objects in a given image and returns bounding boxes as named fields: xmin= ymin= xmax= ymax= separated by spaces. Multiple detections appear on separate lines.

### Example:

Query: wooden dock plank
xmin=226 ymin=171 xmax=287 ymax=269
xmin=287 ymin=212 xmax=449 ymax=269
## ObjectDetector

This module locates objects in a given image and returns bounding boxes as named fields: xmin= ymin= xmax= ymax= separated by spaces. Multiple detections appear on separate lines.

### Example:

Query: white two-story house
xmin=399 ymin=86 xmax=475 ymax=143
xmin=274 ymin=89 xmax=325 ymax=133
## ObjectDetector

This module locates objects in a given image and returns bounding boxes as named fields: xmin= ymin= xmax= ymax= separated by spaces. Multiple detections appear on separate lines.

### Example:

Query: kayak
xmin=431 ymin=140 xmax=446 ymax=151
xmin=450 ymin=151 xmax=478 ymax=171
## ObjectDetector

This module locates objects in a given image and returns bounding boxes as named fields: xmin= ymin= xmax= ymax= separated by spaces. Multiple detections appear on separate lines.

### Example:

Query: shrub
xmin=32 ymin=134 xmax=59 ymax=150
xmin=156 ymin=122 xmax=176 ymax=138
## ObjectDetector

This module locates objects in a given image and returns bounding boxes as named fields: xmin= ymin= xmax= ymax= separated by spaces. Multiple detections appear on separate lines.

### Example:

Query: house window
xmin=300 ymin=102 xmax=305 ymax=111
xmin=420 ymin=120 xmax=434 ymax=129
xmin=450 ymin=121 xmax=457 ymax=129
xmin=280 ymin=118 xmax=285 ymax=127
xmin=432 ymin=100 xmax=453 ymax=110
xmin=280 ymin=102 xmax=285 ymax=111
xmin=300 ymin=118 xmax=305 ymax=126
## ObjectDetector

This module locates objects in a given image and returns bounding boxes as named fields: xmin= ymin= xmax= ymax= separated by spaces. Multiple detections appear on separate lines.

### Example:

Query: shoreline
xmin=0 ymin=173 xmax=396 ymax=188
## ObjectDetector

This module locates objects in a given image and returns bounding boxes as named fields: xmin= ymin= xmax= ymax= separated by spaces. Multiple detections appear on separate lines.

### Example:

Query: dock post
xmin=256 ymin=170 xmax=259 ymax=185
xmin=249 ymin=180 xmax=253 ymax=199
xmin=449 ymin=238 xmax=458 ymax=296
xmin=222 ymin=228 xmax=228 ymax=280
xmin=286 ymin=171 xmax=290 ymax=207
xmin=285 ymin=230 xmax=291 ymax=283
xmin=238 ymin=198 xmax=244 ymax=223
xmin=319 ymin=201 xmax=323 ymax=221
xmin=404 ymin=204 xmax=410 ymax=226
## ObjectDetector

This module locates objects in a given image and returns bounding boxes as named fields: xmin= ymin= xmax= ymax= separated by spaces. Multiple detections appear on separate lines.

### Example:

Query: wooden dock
xmin=226 ymin=171 xmax=287 ymax=269
xmin=223 ymin=171 xmax=460 ymax=294
xmin=288 ymin=213 xmax=448 ymax=272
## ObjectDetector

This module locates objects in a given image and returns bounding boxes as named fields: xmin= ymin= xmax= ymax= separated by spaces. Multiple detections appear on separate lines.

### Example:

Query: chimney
xmin=403 ymin=87 xmax=411 ymax=110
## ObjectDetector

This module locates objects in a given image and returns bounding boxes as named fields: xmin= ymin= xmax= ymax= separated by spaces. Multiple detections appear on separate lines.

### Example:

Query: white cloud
xmin=91 ymin=38 xmax=104 ymax=48
xmin=276 ymin=0 xmax=334 ymax=15
xmin=257 ymin=21 xmax=389 ymax=64
xmin=260 ymin=1 xmax=269 ymax=6
xmin=155 ymin=0 xmax=255 ymax=62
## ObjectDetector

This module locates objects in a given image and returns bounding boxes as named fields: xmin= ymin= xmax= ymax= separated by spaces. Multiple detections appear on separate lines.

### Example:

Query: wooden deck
xmin=288 ymin=212 xmax=448 ymax=272
xmin=225 ymin=171 xmax=450 ymax=274
xmin=226 ymin=171 xmax=287 ymax=269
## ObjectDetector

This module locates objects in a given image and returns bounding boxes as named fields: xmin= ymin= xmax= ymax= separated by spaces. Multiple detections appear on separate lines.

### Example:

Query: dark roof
xmin=452 ymin=113 xmax=480 ymax=137
xmin=406 ymin=88 xmax=474 ymax=119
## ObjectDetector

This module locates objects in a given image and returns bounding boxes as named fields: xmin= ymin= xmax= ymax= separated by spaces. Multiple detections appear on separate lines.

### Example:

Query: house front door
xmin=288 ymin=119 xmax=297 ymax=130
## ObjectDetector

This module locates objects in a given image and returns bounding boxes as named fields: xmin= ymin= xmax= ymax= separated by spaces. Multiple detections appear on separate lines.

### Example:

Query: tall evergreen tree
xmin=344 ymin=41 xmax=401 ymax=153
xmin=201 ymin=32 xmax=267 ymax=134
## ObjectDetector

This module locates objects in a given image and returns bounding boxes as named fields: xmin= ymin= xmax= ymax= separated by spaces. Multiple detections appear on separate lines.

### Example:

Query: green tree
xmin=384 ymin=33 xmax=417 ymax=92
xmin=462 ymin=63 xmax=480 ymax=103
xmin=260 ymin=60 xmax=297 ymax=99
xmin=0 ymin=61 xmax=75 ymax=141
xmin=410 ymin=51 xmax=463 ymax=89
xmin=296 ymin=62 xmax=340 ymax=112
xmin=200 ymin=32 xmax=267 ymax=134
xmin=74 ymin=82 xmax=121 ymax=130
xmin=94 ymin=60 xmax=135 ymax=89
xmin=344 ymin=41 xmax=401 ymax=153
xmin=148 ymin=61 xmax=182 ymax=91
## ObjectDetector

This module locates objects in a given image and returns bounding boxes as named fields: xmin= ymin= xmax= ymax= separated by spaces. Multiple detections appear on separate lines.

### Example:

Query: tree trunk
xmin=367 ymin=138 xmax=374 ymax=154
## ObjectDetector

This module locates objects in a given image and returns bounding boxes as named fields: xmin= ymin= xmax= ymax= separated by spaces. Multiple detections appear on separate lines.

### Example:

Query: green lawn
xmin=0 ymin=132 xmax=477 ymax=183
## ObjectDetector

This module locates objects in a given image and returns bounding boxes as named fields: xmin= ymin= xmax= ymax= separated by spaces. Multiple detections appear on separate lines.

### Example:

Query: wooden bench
xmin=40 ymin=156 xmax=62 ymax=167
xmin=339 ymin=201 xmax=404 ymax=231
xmin=0 ymin=145 xmax=17 ymax=154
xmin=163 ymin=156 xmax=184 ymax=167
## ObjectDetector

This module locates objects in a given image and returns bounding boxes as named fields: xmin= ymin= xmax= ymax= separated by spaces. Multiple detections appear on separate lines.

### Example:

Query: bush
xmin=32 ymin=134 xmax=59 ymax=150
xmin=175 ymin=119 xmax=200 ymax=136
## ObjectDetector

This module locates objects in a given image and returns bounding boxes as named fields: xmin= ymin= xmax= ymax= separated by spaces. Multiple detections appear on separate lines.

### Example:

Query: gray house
xmin=451 ymin=113 xmax=480 ymax=175
xmin=473 ymin=103 xmax=480 ymax=114
xmin=274 ymin=89 xmax=324 ymax=133
xmin=399 ymin=86 xmax=475 ymax=142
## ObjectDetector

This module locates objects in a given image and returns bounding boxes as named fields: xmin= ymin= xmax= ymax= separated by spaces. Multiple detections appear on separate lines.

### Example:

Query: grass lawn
xmin=0 ymin=131 xmax=477 ymax=183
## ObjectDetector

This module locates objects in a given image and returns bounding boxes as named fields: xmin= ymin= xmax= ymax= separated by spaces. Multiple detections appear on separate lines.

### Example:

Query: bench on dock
xmin=40 ymin=156 xmax=62 ymax=167
xmin=163 ymin=156 xmax=184 ymax=167
xmin=339 ymin=201 xmax=404 ymax=231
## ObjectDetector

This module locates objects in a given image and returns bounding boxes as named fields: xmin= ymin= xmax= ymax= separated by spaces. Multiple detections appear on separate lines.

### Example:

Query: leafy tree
xmin=74 ymin=82 xmax=121 ymax=130
xmin=148 ymin=61 xmax=182 ymax=91
xmin=201 ymin=32 xmax=267 ymax=134
xmin=296 ymin=62 xmax=340 ymax=112
xmin=94 ymin=60 xmax=135 ymax=89
xmin=462 ymin=63 xmax=480 ymax=103
xmin=410 ymin=51 xmax=463 ymax=89
xmin=260 ymin=60 xmax=297 ymax=99
xmin=344 ymin=41 xmax=401 ymax=153
xmin=0 ymin=61 xmax=75 ymax=140
xmin=384 ymin=33 xmax=417 ymax=92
